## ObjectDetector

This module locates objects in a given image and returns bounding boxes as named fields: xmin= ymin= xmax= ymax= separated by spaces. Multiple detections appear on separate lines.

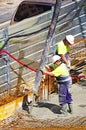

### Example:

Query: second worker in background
xmin=56 ymin=35 xmax=75 ymax=68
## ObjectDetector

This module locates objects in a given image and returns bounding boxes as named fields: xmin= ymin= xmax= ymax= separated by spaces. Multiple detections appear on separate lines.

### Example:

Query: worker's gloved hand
xmin=45 ymin=65 xmax=52 ymax=71
xmin=40 ymin=69 xmax=45 ymax=75
xmin=40 ymin=67 xmax=46 ymax=73
xmin=45 ymin=65 xmax=50 ymax=69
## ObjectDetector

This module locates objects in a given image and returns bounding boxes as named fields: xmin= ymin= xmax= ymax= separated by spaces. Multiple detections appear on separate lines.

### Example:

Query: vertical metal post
xmin=51 ymin=6 xmax=56 ymax=55
xmin=75 ymin=0 xmax=85 ymax=38
xmin=3 ymin=27 xmax=10 ymax=93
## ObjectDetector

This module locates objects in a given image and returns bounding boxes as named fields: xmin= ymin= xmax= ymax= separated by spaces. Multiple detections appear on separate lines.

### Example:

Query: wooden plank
xmin=75 ymin=38 xmax=86 ymax=44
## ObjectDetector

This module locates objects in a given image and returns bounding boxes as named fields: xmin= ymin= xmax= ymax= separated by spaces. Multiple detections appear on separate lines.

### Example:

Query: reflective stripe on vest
xmin=56 ymin=75 xmax=71 ymax=82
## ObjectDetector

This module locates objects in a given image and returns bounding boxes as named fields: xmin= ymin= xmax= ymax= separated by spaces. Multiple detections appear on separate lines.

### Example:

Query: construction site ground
xmin=0 ymin=80 xmax=86 ymax=130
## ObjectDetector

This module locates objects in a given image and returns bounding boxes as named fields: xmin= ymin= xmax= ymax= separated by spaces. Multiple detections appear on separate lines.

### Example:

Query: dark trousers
xmin=58 ymin=80 xmax=73 ymax=105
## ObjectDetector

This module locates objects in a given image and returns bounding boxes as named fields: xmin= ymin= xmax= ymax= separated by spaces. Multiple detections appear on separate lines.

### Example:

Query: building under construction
xmin=0 ymin=0 xmax=86 ymax=123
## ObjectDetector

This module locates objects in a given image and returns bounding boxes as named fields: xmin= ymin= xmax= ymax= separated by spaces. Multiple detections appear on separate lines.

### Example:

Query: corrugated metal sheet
xmin=0 ymin=0 xmax=86 ymax=93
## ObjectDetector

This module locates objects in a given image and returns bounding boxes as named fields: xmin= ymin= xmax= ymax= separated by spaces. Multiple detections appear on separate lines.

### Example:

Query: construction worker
xmin=56 ymin=35 xmax=75 ymax=68
xmin=42 ymin=55 xmax=73 ymax=116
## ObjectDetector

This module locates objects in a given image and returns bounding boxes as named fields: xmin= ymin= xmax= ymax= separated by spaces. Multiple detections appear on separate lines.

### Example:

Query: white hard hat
xmin=52 ymin=55 xmax=61 ymax=63
xmin=66 ymin=35 xmax=74 ymax=45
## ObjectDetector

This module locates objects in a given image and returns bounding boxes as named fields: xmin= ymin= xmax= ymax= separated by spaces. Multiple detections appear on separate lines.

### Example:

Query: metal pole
xmin=3 ymin=27 xmax=10 ymax=93
xmin=51 ymin=6 xmax=56 ymax=55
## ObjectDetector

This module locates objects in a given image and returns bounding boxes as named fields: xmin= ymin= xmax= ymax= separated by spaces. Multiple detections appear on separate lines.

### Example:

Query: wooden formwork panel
xmin=70 ymin=39 xmax=86 ymax=68
xmin=38 ymin=75 xmax=56 ymax=101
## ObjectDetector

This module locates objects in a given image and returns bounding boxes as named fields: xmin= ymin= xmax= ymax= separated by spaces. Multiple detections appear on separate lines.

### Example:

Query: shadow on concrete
xmin=36 ymin=102 xmax=61 ymax=114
